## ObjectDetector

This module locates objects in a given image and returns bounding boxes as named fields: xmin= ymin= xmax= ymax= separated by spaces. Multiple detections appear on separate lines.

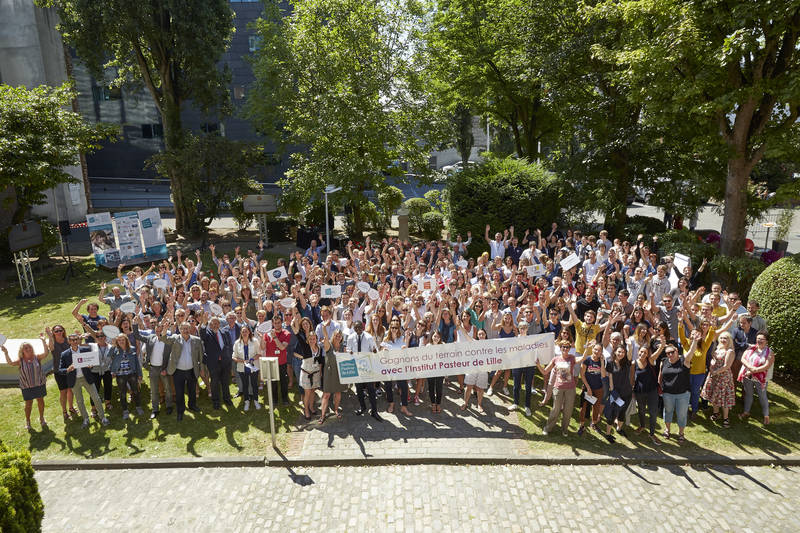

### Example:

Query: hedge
xmin=447 ymin=157 xmax=561 ymax=258
xmin=748 ymin=256 xmax=800 ymax=373
xmin=656 ymin=229 xmax=718 ymax=268
xmin=707 ymin=255 xmax=766 ymax=303
xmin=403 ymin=198 xmax=432 ymax=233
xmin=421 ymin=211 xmax=445 ymax=241
xmin=0 ymin=442 xmax=44 ymax=533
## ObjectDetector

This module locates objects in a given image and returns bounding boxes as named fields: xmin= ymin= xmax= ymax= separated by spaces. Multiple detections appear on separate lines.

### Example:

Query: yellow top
xmin=574 ymin=319 xmax=602 ymax=354
xmin=679 ymin=323 xmax=716 ymax=375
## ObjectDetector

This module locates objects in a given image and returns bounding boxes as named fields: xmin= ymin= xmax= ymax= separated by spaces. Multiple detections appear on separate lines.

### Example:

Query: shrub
xmin=377 ymin=186 xmax=405 ymax=230
xmin=656 ymin=229 xmax=718 ymax=268
xmin=749 ymin=256 xmax=800 ymax=373
xmin=707 ymin=255 xmax=766 ymax=302
xmin=626 ymin=215 xmax=668 ymax=236
xmin=424 ymin=189 xmax=450 ymax=221
xmin=0 ymin=442 xmax=44 ymax=533
xmin=447 ymin=156 xmax=561 ymax=257
xmin=265 ymin=216 xmax=299 ymax=241
xmin=421 ymin=211 xmax=445 ymax=241
xmin=403 ymin=197 xmax=432 ymax=233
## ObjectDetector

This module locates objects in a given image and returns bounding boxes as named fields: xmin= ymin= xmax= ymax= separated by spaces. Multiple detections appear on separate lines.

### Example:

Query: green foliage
xmin=421 ymin=211 xmax=446 ymax=241
xmin=248 ymin=0 xmax=447 ymax=239
xmin=0 ymin=83 xmax=116 ymax=222
xmin=448 ymin=157 xmax=561 ymax=257
xmin=44 ymin=0 xmax=235 ymax=234
xmin=749 ymin=256 xmax=800 ymax=373
xmin=627 ymin=215 xmax=667 ymax=236
xmin=377 ymin=186 xmax=405 ymax=231
xmin=34 ymin=220 xmax=61 ymax=259
xmin=0 ymin=442 xmax=43 ymax=533
xmin=424 ymin=189 xmax=450 ymax=222
xmin=655 ymin=230 xmax=718 ymax=268
xmin=403 ymin=198 xmax=433 ymax=233
xmin=707 ymin=255 xmax=766 ymax=303
xmin=775 ymin=208 xmax=795 ymax=242
xmin=147 ymin=134 xmax=265 ymax=236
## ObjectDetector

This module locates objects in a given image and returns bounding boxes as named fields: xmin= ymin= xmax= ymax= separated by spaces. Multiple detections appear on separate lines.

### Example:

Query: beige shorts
xmin=464 ymin=372 xmax=488 ymax=389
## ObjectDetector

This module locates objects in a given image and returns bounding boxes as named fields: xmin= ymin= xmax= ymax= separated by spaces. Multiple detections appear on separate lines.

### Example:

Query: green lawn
xmin=515 ymin=374 xmax=800 ymax=459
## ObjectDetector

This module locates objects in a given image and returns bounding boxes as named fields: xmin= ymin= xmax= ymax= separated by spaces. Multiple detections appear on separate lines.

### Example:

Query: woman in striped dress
xmin=2 ymin=334 xmax=49 ymax=430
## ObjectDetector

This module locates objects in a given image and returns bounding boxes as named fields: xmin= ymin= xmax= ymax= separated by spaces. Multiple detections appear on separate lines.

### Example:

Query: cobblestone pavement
xmin=36 ymin=464 xmax=800 ymax=532
xmin=294 ymin=381 xmax=529 ymax=459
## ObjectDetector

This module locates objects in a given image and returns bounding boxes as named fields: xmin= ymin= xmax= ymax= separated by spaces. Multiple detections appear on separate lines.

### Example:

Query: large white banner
xmin=336 ymin=332 xmax=555 ymax=384
xmin=113 ymin=211 xmax=145 ymax=261
xmin=137 ymin=207 xmax=168 ymax=259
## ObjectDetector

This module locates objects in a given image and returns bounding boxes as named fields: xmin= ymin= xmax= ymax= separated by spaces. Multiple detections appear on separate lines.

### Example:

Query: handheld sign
xmin=153 ymin=278 xmax=168 ymax=290
xmin=267 ymin=266 xmax=288 ymax=283
xmin=367 ymin=288 xmax=380 ymax=301
xmin=279 ymin=297 xmax=295 ymax=309
xmin=525 ymin=264 xmax=546 ymax=277
xmin=120 ymin=302 xmax=136 ymax=314
xmin=256 ymin=322 xmax=272 ymax=335
xmin=356 ymin=281 xmax=371 ymax=293
xmin=209 ymin=303 xmax=224 ymax=317
xmin=321 ymin=284 xmax=341 ymax=298
xmin=0 ymin=333 xmax=6 ymax=346
xmin=339 ymin=258 xmax=348 ymax=267
xmin=456 ymin=259 xmax=468 ymax=269
xmin=72 ymin=347 xmax=100 ymax=369
xmin=560 ymin=253 xmax=580 ymax=272
xmin=417 ymin=276 xmax=435 ymax=292
xmin=102 ymin=325 xmax=120 ymax=339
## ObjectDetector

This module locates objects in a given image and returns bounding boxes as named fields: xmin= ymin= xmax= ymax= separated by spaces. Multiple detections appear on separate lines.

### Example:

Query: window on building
xmin=233 ymin=86 xmax=245 ymax=100
xmin=248 ymin=35 xmax=263 ymax=52
xmin=201 ymin=123 xmax=220 ymax=134
xmin=92 ymin=85 xmax=121 ymax=102
xmin=141 ymin=124 xmax=164 ymax=139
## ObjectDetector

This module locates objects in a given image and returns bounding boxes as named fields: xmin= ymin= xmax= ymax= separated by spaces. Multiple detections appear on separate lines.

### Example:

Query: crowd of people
xmin=4 ymin=224 xmax=776 ymax=446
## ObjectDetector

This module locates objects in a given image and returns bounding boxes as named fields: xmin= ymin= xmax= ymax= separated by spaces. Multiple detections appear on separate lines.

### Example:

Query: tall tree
xmin=0 ymin=83 xmax=116 ymax=223
xmin=592 ymin=0 xmax=800 ymax=256
xmin=248 ymin=0 xmax=445 ymax=239
xmin=44 ymin=0 xmax=235 ymax=235
xmin=425 ymin=0 xmax=561 ymax=160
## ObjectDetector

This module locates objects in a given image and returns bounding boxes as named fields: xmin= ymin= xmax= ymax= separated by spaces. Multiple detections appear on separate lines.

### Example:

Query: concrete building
xmin=0 ymin=0 xmax=89 ymax=224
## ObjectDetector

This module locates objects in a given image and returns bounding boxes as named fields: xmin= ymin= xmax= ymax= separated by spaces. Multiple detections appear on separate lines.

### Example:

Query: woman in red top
xmin=538 ymin=340 xmax=586 ymax=436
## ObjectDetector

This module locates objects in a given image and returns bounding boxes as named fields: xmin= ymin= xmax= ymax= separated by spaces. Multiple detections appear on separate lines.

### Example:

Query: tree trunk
xmin=161 ymin=95 xmax=195 ymax=235
xmin=455 ymin=105 xmax=473 ymax=167
xmin=350 ymin=200 xmax=364 ymax=241
xmin=719 ymin=157 xmax=751 ymax=257
xmin=604 ymin=150 xmax=632 ymax=232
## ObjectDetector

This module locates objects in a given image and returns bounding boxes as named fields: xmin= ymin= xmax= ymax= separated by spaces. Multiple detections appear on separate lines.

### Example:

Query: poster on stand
xmin=87 ymin=210 xmax=168 ymax=267
xmin=138 ymin=208 xmax=168 ymax=259
xmin=86 ymin=212 xmax=120 ymax=267
xmin=113 ymin=211 xmax=145 ymax=262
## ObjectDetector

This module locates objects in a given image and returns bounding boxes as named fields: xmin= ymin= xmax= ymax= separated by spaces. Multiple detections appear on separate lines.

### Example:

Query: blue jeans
xmin=291 ymin=356 xmax=304 ymax=395
xmin=663 ymin=391 xmax=690 ymax=428
xmin=689 ymin=373 xmax=706 ymax=413
xmin=512 ymin=367 xmax=535 ymax=408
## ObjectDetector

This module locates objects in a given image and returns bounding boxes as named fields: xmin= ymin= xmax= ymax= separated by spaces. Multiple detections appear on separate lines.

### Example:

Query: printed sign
xmin=560 ymin=253 xmax=580 ymax=272
xmin=321 ymin=285 xmax=342 ymax=298
xmin=119 ymin=302 xmax=136 ymax=314
xmin=72 ymin=348 xmax=100 ymax=369
xmin=336 ymin=332 xmax=555 ymax=384
xmin=267 ymin=266 xmax=288 ymax=282
xmin=102 ymin=325 xmax=120 ymax=339
xmin=417 ymin=276 xmax=436 ymax=292
xmin=525 ymin=264 xmax=546 ymax=277
xmin=86 ymin=212 xmax=119 ymax=267
xmin=356 ymin=281 xmax=371 ymax=293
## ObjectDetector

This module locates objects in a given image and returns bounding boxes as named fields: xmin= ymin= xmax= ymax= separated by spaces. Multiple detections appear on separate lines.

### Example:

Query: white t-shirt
xmin=489 ymin=240 xmax=506 ymax=259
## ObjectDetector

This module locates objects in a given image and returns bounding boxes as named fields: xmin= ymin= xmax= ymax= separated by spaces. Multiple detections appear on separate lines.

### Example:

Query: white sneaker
xmin=254 ymin=401 xmax=261 ymax=410
xmin=486 ymin=388 xmax=494 ymax=397
xmin=509 ymin=404 xmax=517 ymax=411
xmin=525 ymin=407 xmax=531 ymax=416
xmin=244 ymin=400 xmax=250 ymax=412
xmin=502 ymin=386 xmax=510 ymax=395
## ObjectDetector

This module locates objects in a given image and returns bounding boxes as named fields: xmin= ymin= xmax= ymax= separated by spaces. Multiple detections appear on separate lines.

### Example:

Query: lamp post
xmin=324 ymin=185 xmax=341 ymax=256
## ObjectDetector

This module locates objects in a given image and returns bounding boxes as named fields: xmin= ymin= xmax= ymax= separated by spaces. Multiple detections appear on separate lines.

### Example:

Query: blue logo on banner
xmin=141 ymin=218 xmax=152 ymax=229
xmin=272 ymin=269 xmax=284 ymax=279
xmin=338 ymin=359 xmax=358 ymax=379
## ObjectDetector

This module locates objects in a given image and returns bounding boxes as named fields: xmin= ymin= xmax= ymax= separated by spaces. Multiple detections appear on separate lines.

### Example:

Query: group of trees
xmin=4 ymin=0 xmax=799 ymax=254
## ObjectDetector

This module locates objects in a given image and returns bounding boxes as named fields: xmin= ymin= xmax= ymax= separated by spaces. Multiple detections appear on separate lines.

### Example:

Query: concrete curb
xmin=33 ymin=454 xmax=800 ymax=471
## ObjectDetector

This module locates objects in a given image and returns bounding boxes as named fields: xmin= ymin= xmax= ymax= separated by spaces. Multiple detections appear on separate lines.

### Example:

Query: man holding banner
xmin=345 ymin=321 xmax=381 ymax=422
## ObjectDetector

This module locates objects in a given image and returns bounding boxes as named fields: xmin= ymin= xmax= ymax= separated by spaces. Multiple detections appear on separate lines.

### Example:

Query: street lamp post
xmin=324 ymin=185 xmax=342 ymax=257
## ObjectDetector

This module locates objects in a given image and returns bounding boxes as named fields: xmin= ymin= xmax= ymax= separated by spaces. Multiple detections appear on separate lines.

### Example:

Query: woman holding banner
xmin=487 ymin=310 xmax=517 ymax=396
xmin=461 ymin=328 xmax=489 ymax=414
xmin=381 ymin=317 xmax=412 ymax=416
xmin=427 ymin=330 xmax=446 ymax=413
xmin=319 ymin=329 xmax=348 ymax=423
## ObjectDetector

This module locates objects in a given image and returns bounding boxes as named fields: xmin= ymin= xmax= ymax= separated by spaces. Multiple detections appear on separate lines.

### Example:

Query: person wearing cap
xmin=59 ymin=332 xmax=110 ymax=428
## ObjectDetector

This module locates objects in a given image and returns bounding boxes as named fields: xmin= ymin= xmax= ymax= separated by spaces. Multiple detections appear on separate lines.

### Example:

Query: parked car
xmin=441 ymin=160 xmax=478 ymax=175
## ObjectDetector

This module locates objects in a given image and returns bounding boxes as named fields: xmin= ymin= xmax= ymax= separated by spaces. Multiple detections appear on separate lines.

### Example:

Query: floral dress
xmin=701 ymin=348 xmax=735 ymax=408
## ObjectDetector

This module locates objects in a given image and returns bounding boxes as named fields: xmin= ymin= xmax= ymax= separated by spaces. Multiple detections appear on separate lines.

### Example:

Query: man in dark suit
xmin=221 ymin=312 xmax=243 ymax=397
xmin=199 ymin=315 xmax=233 ymax=409
xmin=59 ymin=332 xmax=109 ymax=428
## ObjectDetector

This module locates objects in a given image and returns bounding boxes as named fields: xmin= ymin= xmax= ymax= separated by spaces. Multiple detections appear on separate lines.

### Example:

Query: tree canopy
xmin=44 ymin=0 xmax=235 ymax=235
xmin=0 ymin=83 xmax=116 ymax=223
xmin=248 ymin=0 xmax=447 ymax=239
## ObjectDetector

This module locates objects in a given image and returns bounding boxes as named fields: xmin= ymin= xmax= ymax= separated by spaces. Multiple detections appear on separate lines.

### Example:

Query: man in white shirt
xmin=134 ymin=316 xmax=175 ymax=419
xmin=345 ymin=321 xmax=381 ymax=421
xmin=168 ymin=322 xmax=204 ymax=421
xmin=582 ymin=250 xmax=600 ymax=283
xmin=484 ymin=224 xmax=512 ymax=259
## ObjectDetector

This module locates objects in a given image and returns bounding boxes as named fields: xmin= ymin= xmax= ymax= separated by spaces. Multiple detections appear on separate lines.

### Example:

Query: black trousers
xmin=636 ymin=388 xmax=660 ymax=436
xmin=209 ymin=363 xmax=232 ymax=406
xmin=428 ymin=377 xmax=444 ymax=405
xmin=384 ymin=380 xmax=409 ymax=406
xmin=238 ymin=371 xmax=260 ymax=401
xmin=173 ymin=368 xmax=197 ymax=416
xmin=269 ymin=363 xmax=290 ymax=404
xmin=356 ymin=382 xmax=377 ymax=412
xmin=95 ymin=371 xmax=113 ymax=402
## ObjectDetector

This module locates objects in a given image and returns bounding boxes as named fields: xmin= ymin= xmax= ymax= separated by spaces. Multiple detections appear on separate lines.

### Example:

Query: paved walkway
xmin=291 ymin=381 xmax=529 ymax=460
xmin=36 ymin=464 xmax=800 ymax=532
